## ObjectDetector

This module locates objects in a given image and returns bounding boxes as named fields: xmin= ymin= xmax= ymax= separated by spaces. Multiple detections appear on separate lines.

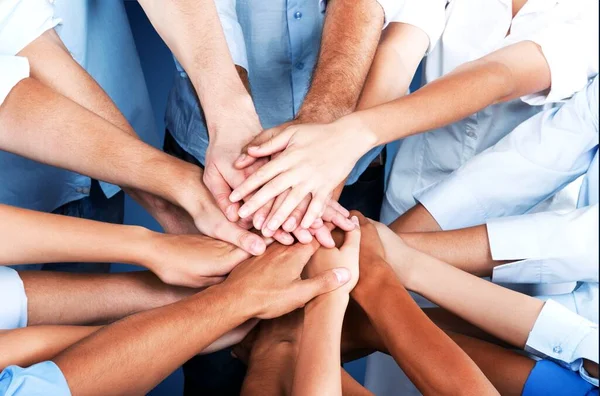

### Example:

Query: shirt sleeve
xmin=0 ymin=362 xmax=71 ymax=396
xmin=388 ymin=0 xmax=447 ymax=54
xmin=488 ymin=205 xmax=599 ymax=284
xmin=0 ymin=56 xmax=29 ymax=106
xmin=416 ymin=77 xmax=599 ymax=230
xmin=500 ymin=0 xmax=599 ymax=105
xmin=214 ymin=0 xmax=248 ymax=70
xmin=0 ymin=266 xmax=28 ymax=329
xmin=0 ymin=0 xmax=61 ymax=56
xmin=525 ymin=299 xmax=599 ymax=387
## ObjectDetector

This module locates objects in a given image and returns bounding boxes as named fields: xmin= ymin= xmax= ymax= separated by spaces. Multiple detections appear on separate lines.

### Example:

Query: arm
xmin=0 ymin=203 xmax=251 ymax=288
xmin=352 ymin=214 xmax=496 ymax=395
xmin=0 ymin=77 xmax=265 ymax=255
xmin=53 ymin=241 xmax=351 ymax=395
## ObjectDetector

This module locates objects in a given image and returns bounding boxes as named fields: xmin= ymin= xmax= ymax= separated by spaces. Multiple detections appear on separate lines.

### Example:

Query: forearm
xmin=0 ymin=78 xmax=203 ymax=212
xmin=138 ymin=0 xmax=250 ymax=131
xmin=399 ymin=225 xmax=499 ymax=276
xmin=0 ymin=326 xmax=100 ymax=370
xmin=54 ymin=284 xmax=248 ymax=396
xmin=341 ymin=41 xmax=551 ymax=146
xmin=296 ymin=0 xmax=383 ymax=123
xmin=21 ymin=271 xmax=195 ymax=326
xmin=293 ymin=293 xmax=348 ymax=396
xmin=353 ymin=272 xmax=494 ymax=395
xmin=341 ymin=369 xmax=373 ymax=396
xmin=392 ymin=248 xmax=543 ymax=349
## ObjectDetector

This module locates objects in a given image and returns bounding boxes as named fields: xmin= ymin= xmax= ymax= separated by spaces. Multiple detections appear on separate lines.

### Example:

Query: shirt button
xmin=553 ymin=346 xmax=563 ymax=354
xmin=296 ymin=62 xmax=305 ymax=70
xmin=81 ymin=187 xmax=90 ymax=195
xmin=466 ymin=131 xmax=477 ymax=139
xmin=294 ymin=11 xmax=303 ymax=19
xmin=179 ymin=72 xmax=187 ymax=78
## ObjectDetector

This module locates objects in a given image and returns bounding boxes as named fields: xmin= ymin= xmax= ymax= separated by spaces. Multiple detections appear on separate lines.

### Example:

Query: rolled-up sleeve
xmin=0 ymin=267 xmax=27 ymax=330
xmin=488 ymin=205 xmax=599 ymax=284
xmin=501 ymin=0 xmax=599 ymax=105
xmin=417 ymin=77 xmax=599 ymax=230
xmin=215 ymin=0 xmax=248 ymax=70
xmin=389 ymin=0 xmax=447 ymax=54
xmin=0 ymin=0 xmax=61 ymax=56
xmin=526 ymin=299 xmax=599 ymax=387
xmin=0 ymin=362 xmax=71 ymax=396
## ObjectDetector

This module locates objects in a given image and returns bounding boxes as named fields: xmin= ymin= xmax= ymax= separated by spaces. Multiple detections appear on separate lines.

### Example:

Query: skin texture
xmin=52 ymin=241 xmax=351 ymax=396
xmin=230 ymin=38 xmax=553 ymax=219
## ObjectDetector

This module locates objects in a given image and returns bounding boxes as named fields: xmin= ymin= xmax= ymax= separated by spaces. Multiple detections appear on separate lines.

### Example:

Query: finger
xmin=294 ymin=267 xmax=351 ymax=303
xmin=237 ymin=173 xmax=296 ymax=219
xmin=230 ymin=158 xmax=293 ymax=204
xmin=214 ymin=222 xmax=267 ymax=256
xmin=234 ymin=152 xmax=259 ymax=169
xmin=264 ymin=188 xmax=307 ymax=234
xmin=293 ymin=227 xmax=313 ymax=244
xmin=300 ymin=192 xmax=328 ymax=229
xmin=322 ymin=206 xmax=355 ymax=231
xmin=261 ymin=190 xmax=289 ymax=237
xmin=283 ymin=195 xmax=310 ymax=232
xmin=328 ymin=199 xmax=350 ymax=217
xmin=195 ymin=276 xmax=227 ymax=288
xmin=309 ymin=217 xmax=324 ymax=229
xmin=272 ymin=229 xmax=295 ymax=245
xmin=340 ymin=216 xmax=361 ymax=254
xmin=234 ymin=130 xmax=276 ymax=169
xmin=288 ymin=239 xmax=320 ymax=269
xmin=246 ymin=127 xmax=295 ymax=157
xmin=312 ymin=225 xmax=335 ymax=248
xmin=203 ymin=168 xmax=240 ymax=222
xmin=253 ymin=198 xmax=276 ymax=231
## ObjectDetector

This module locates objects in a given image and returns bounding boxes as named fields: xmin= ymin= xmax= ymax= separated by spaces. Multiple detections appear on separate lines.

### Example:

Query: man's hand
xmin=230 ymin=123 xmax=373 ymax=231
xmin=139 ymin=232 xmax=253 ymax=288
xmin=222 ymin=241 xmax=352 ymax=319
xmin=304 ymin=216 xmax=361 ymax=294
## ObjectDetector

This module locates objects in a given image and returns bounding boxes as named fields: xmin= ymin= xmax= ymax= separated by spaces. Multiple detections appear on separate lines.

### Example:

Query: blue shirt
xmin=0 ymin=0 xmax=157 ymax=212
xmin=0 ymin=362 xmax=70 ymax=396
xmin=165 ymin=0 xmax=383 ymax=185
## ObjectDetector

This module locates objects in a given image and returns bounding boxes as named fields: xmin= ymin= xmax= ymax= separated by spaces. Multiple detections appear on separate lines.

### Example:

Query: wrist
xmin=333 ymin=114 xmax=378 ymax=156
xmin=119 ymin=226 xmax=157 ymax=268
xmin=208 ymin=282 xmax=257 ymax=323
xmin=204 ymin=94 xmax=260 ymax=141
xmin=306 ymin=291 xmax=349 ymax=315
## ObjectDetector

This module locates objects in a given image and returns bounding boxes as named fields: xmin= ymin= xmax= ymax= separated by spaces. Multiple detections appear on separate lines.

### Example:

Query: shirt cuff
xmin=415 ymin=176 xmax=488 ymax=230
xmin=0 ymin=362 xmax=71 ymax=396
xmin=0 ymin=267 xmax=28 ymax=329
xmin=375 ymin=0 xmax=403 ymax=28
xmin=0 ymin=0 xmax=61 ymax=56
xmin=0 ymin=56 xmax=29 ymax=106
xmin=389 ymin=0 xmax=446 ymax=54
xmin=525 ymin=299 xmax=599 ymax=380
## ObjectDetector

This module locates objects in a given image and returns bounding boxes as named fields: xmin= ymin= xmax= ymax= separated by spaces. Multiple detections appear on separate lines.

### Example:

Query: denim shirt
xmin=165 ymin=0 xmax=383 ymax=185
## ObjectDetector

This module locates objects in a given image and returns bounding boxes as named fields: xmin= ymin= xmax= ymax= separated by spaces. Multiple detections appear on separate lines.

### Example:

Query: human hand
xmin=229 ymin=122 xmax=373 ymax=231
xmin=222 ymin=241 xmax=351 ymax=320
xmin=139 ymin=232 xmax=253 ymax=288
xmin=304 ymin=216 xmax=361 ymax=295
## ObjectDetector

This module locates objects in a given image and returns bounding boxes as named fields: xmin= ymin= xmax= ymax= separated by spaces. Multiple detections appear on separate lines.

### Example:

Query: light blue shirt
xmin=0 ymin=362 xmax=70 ymax=396
xmin=165 ymin=0 xmax=384 ymax=185
xmin=0 ymin=0 xmax=157 ymax=212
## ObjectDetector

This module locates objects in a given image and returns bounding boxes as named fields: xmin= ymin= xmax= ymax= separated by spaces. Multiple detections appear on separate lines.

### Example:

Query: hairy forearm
xmin=0 ymin=78 xmax=203 ymax=212
xmin=21 ymin=271 xmax=195 ymax=326
xmin=293 ymin=293 xmax=348 ymax=396
xmin=353 ymin=271 xmax=494 ymax=395
xmin=399 ymin=225 xmax=499 ymax=276
xmin=0 ymin=326 xmax=99 ymax=370
xmin=390 ymin=247 xmax=543 ymax=349
xmin=340 ymin=41 xmax=551 ymax=147
xmin=138 ymin=0 xmax=250 ymax=130
xmin=297 ymin=0 xmax=383 ymax=123
xmin=54 ymin=284 xmax=247 ymax=396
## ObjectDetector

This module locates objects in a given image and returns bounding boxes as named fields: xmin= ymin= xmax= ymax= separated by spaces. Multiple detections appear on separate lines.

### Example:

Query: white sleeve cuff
xmin=389 ymin=0 xmax=447 ymax=54
xmin=526 ymin=300 xmax=599 ymax=374
xmin=214 ymin=0 xmax=248 ymax=70
xmin=375 ymin=0 xmax=404 ymax=28
xmin=0 ymin=56 xmax=29 ymax=106
xmin=0 ymin=0 xmax=61 ymax=56
xmin=0 ymin=267 xmax=28 ymax=329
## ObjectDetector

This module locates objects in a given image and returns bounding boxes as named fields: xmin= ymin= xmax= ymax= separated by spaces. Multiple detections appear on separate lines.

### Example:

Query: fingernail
xmin=267 ymin=218 xmax=280 ymax=231
xmin=230 ymin=191 xmax=241 ymax=202
xmin=238 ymin=206 xmax=249 ymax=218
xmin=254 ymin=215 xmax=265 ymax=229
xmin=333 ymin=268 xmax=350 ymax=284
xmin=237 ymin=154 xmax=247 ymax=163
xmin=283 ymin=217 xmax=296 ymax=231
xmin=351 ymin=216 xmax=359 ymax=227
xmin=250 ymin=240 xmax=263 ymax=255
xmin=248 ymin=145 xmax=259 ymax=151
xmin=283 ymin=234 xmax=294 ymax=244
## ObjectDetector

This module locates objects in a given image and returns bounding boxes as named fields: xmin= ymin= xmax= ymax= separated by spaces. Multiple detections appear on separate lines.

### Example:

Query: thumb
xmin=235 ymin=127 xmax=281 ymax=169
xmin=214 ymin=222 xmax=267 ymax=256
xmin=246 ymin=127 xmax=295 ymax=157
xmin=293 ymin=267 xmax=351 ymax=303
xmin=340 ymin=216 xmax=361 ymax=255
xmin=203 ymin=168 xmax=239 ymax=222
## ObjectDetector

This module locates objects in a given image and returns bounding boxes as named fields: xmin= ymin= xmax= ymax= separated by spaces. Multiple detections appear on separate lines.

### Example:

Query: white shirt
xmin=0 ymin=267 xmax=27 ymax=330
xmin=381 ymin=0 xmax=599 ymax=224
